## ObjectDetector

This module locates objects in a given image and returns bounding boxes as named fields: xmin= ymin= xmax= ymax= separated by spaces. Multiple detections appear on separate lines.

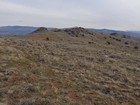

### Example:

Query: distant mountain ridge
xmin=0 ymin=26 xmax=140 ymax=38
xmin=0 ymin=26 xmax=38 ymax=35
xmin=89 ymin=28 xmax=140 ymax=38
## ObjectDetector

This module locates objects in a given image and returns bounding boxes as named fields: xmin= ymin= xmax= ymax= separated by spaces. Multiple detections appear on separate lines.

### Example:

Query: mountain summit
xmin=32 ymin=27 xmax=48 ymax=33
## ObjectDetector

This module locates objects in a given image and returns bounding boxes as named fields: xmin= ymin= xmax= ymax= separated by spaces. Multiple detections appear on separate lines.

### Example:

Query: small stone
xmin=0 ymin=73 xmax=4 ymax=76
xmin=7 ymin=90 xmax=14 ymax=94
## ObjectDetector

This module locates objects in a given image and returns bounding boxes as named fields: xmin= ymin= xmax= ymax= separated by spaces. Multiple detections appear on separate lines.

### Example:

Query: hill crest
xmin=32 ymin=27 xmax=48 ymax=33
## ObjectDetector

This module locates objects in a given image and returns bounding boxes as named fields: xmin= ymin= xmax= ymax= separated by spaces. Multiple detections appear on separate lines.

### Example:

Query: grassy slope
xmin=0 ymin=28 xmax=140 ymax=105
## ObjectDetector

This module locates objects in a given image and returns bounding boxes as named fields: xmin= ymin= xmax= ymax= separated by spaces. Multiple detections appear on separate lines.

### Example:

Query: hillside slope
xmin=0 ymin=27 xmax=140 ymax=105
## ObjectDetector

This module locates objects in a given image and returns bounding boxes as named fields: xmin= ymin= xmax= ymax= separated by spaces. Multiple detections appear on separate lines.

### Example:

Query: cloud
xmin=0 ymin=0 xmax=140 ymax=30
xmin=0 ymin=1 xmax=41 ymax=15
xmin=0 ymin=0 xmax=95 ymax=28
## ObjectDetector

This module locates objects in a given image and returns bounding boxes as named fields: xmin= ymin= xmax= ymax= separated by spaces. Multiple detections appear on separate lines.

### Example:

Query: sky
xmin=0 ymin=0 xmax=140 ymax=30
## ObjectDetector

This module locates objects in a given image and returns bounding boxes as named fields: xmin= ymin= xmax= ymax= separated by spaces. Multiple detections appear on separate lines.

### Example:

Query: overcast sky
xmin=0 ymin=0 xmax=140 ymax=30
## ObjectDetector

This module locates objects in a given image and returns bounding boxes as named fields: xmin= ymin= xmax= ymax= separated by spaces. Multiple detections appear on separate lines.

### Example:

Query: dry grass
xmin=0 ymin=28 xmax=140 ymax=105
